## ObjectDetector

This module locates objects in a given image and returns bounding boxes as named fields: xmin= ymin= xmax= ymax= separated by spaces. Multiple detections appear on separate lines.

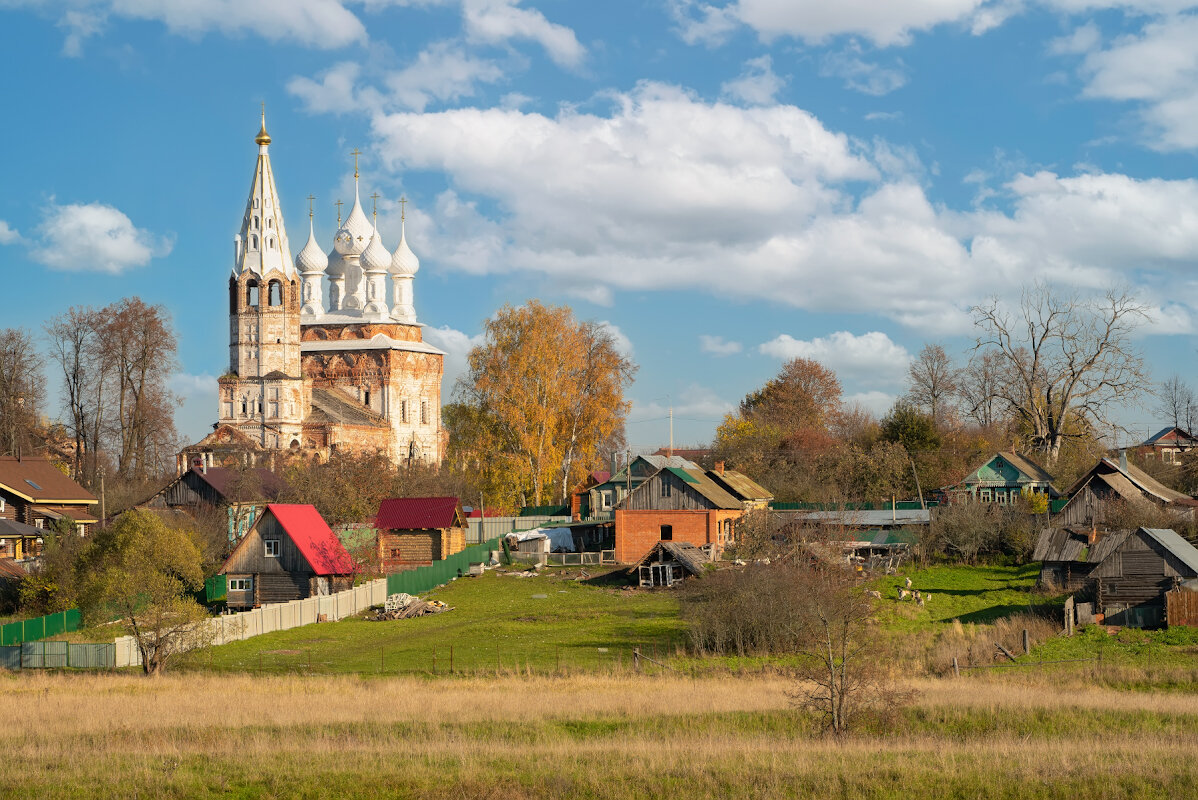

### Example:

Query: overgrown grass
xmin=6 ymin=671 xmax=1198 ymax=799
xmin=181 ymin=568 xmax=686 ymax=675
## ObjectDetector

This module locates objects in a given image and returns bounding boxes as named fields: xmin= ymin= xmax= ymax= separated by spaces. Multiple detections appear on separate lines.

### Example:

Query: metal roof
xmin=666 ymin=467 xmax=701 ymax=485
xmin=192 ymin=467 xmax=288 ymax=501
xmin=674 ymin=468 xmax=742 ymax=508
xmin=263 ymin=504 xmax=354 ymax=575
xmin=0 ymin=518 xmax=43 ymax=539
xmin=376 ymin=497 xmax=462 ymax=530
xmin=709 ymin=469 xmax=773 ymax=502
xmin=1141 ymin=528 xmax=1198 ymax=576
xmin=782 ymin=509 xmax=930 ymax=526
xmin=0 ymin=456 xmax=97 ymax=505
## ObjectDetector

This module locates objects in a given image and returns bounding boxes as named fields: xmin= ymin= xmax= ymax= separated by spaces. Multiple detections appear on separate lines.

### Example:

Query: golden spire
xmin=370 ymin=192 xmax=380 ymax=220
xmin=334 ymin=199 xmax=343 ymax=226
xmin=399 ymin=196 xmax=407 ymax=221
xmin=255 ymin=103 xmax=271 ymax=146
xmin=351 ymin=148 xmax=361 ymax=180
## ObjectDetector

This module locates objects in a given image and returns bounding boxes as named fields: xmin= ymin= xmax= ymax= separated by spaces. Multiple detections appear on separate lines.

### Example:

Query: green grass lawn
xmin=182 ymin=567 xmax=686 ymax=675
xmin=873 ymin=563 xmax=1053 ymax=629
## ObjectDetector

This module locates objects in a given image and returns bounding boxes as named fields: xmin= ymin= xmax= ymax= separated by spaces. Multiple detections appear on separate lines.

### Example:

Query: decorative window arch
xmin=250 ymin=234 xmax=259 ymax=249
xmin=252 ymin=216 xmax=259 ymax=230
xmin=254 ymin=198 xmax=259 ymax=209
xmin=247 ymin=280 xmax=259 ymax=307
xmin=268 ymin=280 xmax=282 ymax=307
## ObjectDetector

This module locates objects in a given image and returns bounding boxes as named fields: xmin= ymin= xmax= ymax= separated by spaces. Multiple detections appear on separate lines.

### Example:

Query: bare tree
xmin=1158 ymin=375 xmax=1194 ymax=432
xmin=45 ymin=307 xmax=110 ymax=485
xmin=972 ymin=284 xmax=1151 ymax=464
xmin=906 ymin=343 xmax=959 ymax=423
xmin=957 ymin=350 xmax=1005 ymax=428
xmin=0 ymin=328 xmax=44 ymax=456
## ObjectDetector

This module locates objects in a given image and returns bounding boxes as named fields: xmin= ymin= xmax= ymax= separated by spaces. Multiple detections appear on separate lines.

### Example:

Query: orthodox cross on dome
xmin=307 ymin=194 xmax=315 ymax=220
xmin=370 ymin=192 xmax=380 ymax=220
xmin=334 ymin=199 xmax=343 ymax=225
xmin=399 ymin=196 xmax=407 ymax=221
xmin=351 ymin=148 xmax=361 ymax=180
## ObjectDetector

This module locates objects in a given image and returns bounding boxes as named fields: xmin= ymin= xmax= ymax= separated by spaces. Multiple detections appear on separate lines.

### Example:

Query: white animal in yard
xmin=904 ymin=576 xmax=912 ymax=589
xmin=867 ymin=590 xmax=882 ymax=599
xmin=898 ymin=589 xmax=910 ymax=600
xmin=917 ymin=596 xmax=925 ymax=606
xmin=924 ymin=593 xmax=932 ymax=603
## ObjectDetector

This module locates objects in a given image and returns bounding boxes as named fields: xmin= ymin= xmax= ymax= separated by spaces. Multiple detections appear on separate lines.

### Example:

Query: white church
xmin=180 ymin=113 xmax=446 ymax=472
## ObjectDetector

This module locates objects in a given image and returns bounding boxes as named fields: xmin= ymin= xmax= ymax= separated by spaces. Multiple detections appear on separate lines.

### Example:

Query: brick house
xmin=220 ymin=504 xmax=355 ymax=609
xmin=374 ymin=496 xmax=468 ymax=572
xmin=0 ymin=456 xmax=99 ymax=558
xmin=1136 ymin=427 xmax=1198 ymax=465
xmin=614 ymin=467 xmax=745 ymax=564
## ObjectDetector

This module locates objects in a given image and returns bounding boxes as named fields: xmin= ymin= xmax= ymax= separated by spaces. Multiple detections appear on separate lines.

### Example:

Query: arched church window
xmin=247 ymin=281 xmax=259 ymax=307
xmin=252 ymin=216 xmax=259 ymax=230
xmin=268 ymin=281 xmax=282 ymax=306
xmin=268 ymin=237 xmax=275 ymax=250
xmin=267 ymin=218 xmax=273 ymax=229
xmin=254 ymin=198 xmax=259 ymax=209
xmin=250 ymin=234 xmax=259 ymax=250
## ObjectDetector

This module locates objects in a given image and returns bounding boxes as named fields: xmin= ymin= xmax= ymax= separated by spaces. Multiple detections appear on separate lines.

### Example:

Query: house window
xmin=390 ymin=549 xmax=401 ymax=559
xmin=76 ymin=523 xmax=86 ymax=535
xmin=599 ymin=491 xmax=612 ymax=511
xmin=229 ymin=578 xmax=253 ymax=592
xmin=660 ymin=525 xmax=672 ymax=541
xmin=661 ymin=480 xmax=672 ymax=498
xmin=34 ymin=519 xmax=43 ymax=529
xmin=0 ymin=499 xmax=5 ymax=513
xmin=265 ymin=539 xmax=280 ymax=557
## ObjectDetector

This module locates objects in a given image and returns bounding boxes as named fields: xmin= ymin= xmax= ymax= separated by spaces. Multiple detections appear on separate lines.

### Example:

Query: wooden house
xmin=707 ymin=461 xmax=773 ymax=509
xmin=1057 ymin=455 xmax=1198 ymax=528
xmin=373 ymin=497 xmax=467 ymax=573
xmin=1032 ymin=526 xmax=1126 ymax=592
xmin=629 ymin=540 xmax=708 ymax=587
xmin=219 ymin=504 xmax=354 ymax=609
xmin=1086 ymin=527 xmax=1198 ymax=628
xmin=586 ymin=455 xmax=701 ymax=521
xmin=614 ymin=466 xmax=744 ymax=563
xmin=0 ymin=456 xmax=98 ymax=547
xmin=0 ymin=519 xmax=46 ymax=563
xmin=1136 ymin=427 xmax=1198 ymax=465
xmin=143 ymin=465 xmax=288 ymax=539
xmin=943 ymin=452 xmax=1060 ymax=504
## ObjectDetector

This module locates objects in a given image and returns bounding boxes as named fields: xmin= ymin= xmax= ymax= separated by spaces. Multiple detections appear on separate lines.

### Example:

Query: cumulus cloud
xmin=385 ymin=42 xmax=506 ymax=111
xmin=597 ymin=321 xmax=634 ymax=358
xmin=720 ymin=55 xmax=786 ymax=105
xmin=288 ymin=62 xmax=374 ymax=115
xmin=0 ymin=220 xmax=21 ymax=245
xmin=843 ymin=390 xmax=897 ymax=416
xmin=423 ymin=324 xmax=485 ymax=392
xmin=699 ymin=335 xmax=743 ymax=355
xmin=758 ymin=331 xmax=912 ymax=384
xmin=820 ymin=45 xmax=908 ymax=95
xmin=32 ymin=201 xmax=172 ymax=274
xmin=17 ymin=0 xmax=367 ymax=53
xmin=462 ymin=0 xmax=585 ymax=68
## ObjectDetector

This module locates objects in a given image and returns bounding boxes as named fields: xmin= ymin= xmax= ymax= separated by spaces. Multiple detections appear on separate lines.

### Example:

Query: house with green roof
xmin=943 ymin=451 xmax=1061 ymax=505
xmin=613 ymin=465 xmax=745 ymax=563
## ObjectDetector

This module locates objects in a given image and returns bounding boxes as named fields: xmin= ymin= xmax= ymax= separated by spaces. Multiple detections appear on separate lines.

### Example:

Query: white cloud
xmin=758 ymin=331 xmax=912 ymax=384
xmin=1071 ymin=14 xmax=1198 ymax=150
xmin=820 ymin=44 xmax=908 ymax=95
xmin=0 ymin=220 xmax=21 ymax=245
xmin=597 ymin=321 xmax=634 ymax=358
xmin=720 ymin=55 xmax=786 ymax=105
xmin=423 ymin=324 xmax=485 ymax=394
xmin=462 ymin=0 xmax=585 ymax=68
xmin=699 ymin=334 xmax=743 ymax=355
xmin=385 ymin=41 xmax=505 ymax=111
xmin=864 ymin=110 xmax=902 ymax=121
xmin=288 ymin=62 xmax=372 ymax=115
xmin=843 ymin=390 xmax=897 ymax=416
xmin=20 ymin=0 xmax=367 ymax=53
xmin=1048 ymin=21 xmax=1101 ymax=56
xmin=671 ymin=0 xmax=742 ymax=46
xmin=32 ymin=201 xmax=172 ymax=274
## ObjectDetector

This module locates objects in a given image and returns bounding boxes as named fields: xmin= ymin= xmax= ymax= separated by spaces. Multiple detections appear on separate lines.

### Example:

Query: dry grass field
xmin=5 ymin=670 xmax=1198 ymax=799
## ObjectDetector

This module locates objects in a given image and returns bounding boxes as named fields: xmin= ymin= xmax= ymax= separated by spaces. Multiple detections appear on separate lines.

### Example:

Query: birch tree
xmin=971 ymin=284 xmax=1150 ymax=464
xmin=906 ymin=343 xmax=959 ymax=423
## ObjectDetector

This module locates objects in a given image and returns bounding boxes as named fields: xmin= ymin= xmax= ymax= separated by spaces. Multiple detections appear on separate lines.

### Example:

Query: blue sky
xmin=2 ymin=0 xmax=1197 ymax=453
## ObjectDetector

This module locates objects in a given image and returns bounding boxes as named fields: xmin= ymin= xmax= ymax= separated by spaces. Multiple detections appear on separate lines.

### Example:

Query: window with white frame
xmin=599 ymin=491 xmax=612 ymax=510
xmin=264 ymin=539 xmax=280 ymax=557
xmin=228 ymin=577 xmax=253 ymax=592
xmin=34 ymin=518 xmax=43 ymax=529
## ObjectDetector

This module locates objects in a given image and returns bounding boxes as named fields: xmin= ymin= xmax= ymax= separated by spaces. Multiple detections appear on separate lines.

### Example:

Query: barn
xmin=219 ymin=504 xmax=354 ymax=609
xmin=1087 ymin=527 xmax=1198 ymax=628
xmin=374 ymin=497 xmax=468 ymax=573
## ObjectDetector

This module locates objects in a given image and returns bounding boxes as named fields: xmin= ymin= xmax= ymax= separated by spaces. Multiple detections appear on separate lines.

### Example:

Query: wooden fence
xmin=1167 ymin=589 xmax=1198 ymax=627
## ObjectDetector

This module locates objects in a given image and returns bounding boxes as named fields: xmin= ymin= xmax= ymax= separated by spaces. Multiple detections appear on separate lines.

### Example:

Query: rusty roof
xmin=0 ymin=456 xmax=97 ymax=505
xmin=192 ymin=467 xmax=288 ymax=501
xmin=375 ymin=496 xmax=463 ymax=530
xmin=708 ymin=469 xmax=773 ymax=502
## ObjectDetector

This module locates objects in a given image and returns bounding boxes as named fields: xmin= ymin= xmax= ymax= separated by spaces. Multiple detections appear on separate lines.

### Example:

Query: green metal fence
xmin=386 ymin=538 xmax=500 ymax=596
xmin=205 ymin=574 xmax=227 ymax=604
xmin=0 ymin=609 xmax=81 ymax=646
xmin=0 ymin=641 xmax=115 ymax=669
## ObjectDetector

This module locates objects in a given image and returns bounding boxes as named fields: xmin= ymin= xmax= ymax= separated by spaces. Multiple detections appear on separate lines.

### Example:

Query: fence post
xmin=1022 ymin=629 xmax=1030 ymax=655
xmin=952 ymin=657 xmax=959 ymax=677
xmin=450 ymin=645 xmax=454 ymax=675
xmin=634 ymin=648 xmax=640 ymax=671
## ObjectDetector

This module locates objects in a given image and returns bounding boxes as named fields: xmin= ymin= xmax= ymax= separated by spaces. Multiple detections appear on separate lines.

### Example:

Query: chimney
xmin=714 ymin=460 xmax=725 ymax=475
xmin=1119 ymin=448 xmax=1128 ymax=472
xmin=1089 ymin=522 xmax=1099 ymax=545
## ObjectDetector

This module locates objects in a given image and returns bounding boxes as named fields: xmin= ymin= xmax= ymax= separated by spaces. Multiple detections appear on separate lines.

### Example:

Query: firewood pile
xmin=370 ymin=593 xmax=451 ymax=621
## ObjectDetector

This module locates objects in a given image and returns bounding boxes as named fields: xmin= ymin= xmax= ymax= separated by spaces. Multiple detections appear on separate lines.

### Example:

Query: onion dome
xmin=390 ymin=219 xmax=420 ymax=276
xmin=333 ymin=182 xmax=372 ymax=256
xmin=360 ymin=220 xmax=390 ymax=273
xmin=295 ymin=218 xmax=328 ymax=274
xmin=255 ymin=112 xmax=271 ymax=146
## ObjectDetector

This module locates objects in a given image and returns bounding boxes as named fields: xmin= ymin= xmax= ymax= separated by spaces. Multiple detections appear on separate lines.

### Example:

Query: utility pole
xmin=668 ymin=406 xmax=674 ymax=459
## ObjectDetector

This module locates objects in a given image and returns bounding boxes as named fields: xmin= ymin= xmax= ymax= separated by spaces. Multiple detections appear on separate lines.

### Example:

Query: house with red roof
xmin=219 ymin=504 xmax=355 ymax=609
xmin=375 ymin=497 xmax=468 ymax=572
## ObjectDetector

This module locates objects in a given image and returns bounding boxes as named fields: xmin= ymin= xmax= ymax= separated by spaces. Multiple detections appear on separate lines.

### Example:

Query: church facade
xmin=180 ymin=115 xmax=445 ymax=473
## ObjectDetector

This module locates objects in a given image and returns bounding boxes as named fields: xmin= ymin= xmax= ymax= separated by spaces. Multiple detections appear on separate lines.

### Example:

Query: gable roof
xmin=375 ymin=497 xmax=463 ymax=530
xmin=264 ymin=504 xmax=354 ymax=575
xmin=950 ymin=451 xmax=1061 ymax=496
xmin=193 ymin=467 xmax=288 ymax=502
xmin=1064 ymin=457 xmax=1193 ymax=505
xmin=0 ymin=456 xmax=97 ymax=505
xmin=1140 ymin=528 xmax=1198 ymax=575
xmin=627 ymin=540 xmax=709 ymax=577
xmin=708 ymin=468 xmax=773 ymax=502
xmin=1143 ymin=427 xmax=1198 ymax=447
xmin=1033 ymin=527 xmax=1129 ymax=563
xmin=669 ymin=468 xmax=742 ymax=508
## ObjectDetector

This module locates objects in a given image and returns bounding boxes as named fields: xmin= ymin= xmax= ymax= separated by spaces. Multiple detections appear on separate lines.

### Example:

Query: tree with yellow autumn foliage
xmin=449 ymin=301 xmax=636 ymax=509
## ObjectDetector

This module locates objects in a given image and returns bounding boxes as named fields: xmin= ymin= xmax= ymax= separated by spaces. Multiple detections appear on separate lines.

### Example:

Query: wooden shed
xmin=628 ymin=540 xmax=709 ymax=587
xmin=374 ymin=497 xmax=467 ymax=573
xmin=219 ymin=504 xmax=354 ymax=609
xmin=1032 ymin=526 xmax=1126 ymax=592
xmin=1057 ymin=456 xmax=1198 ymax=528
xmin=1087 ymin=527 xmax=1198 ymax=628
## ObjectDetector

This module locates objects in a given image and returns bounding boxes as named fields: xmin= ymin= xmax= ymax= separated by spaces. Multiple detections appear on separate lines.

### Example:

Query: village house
xmin=142 ymin=464 xmax=288 ymax=540
xmin=706 ymin=461 xmax=773 ymax=509
xmin=373 ymin=497 xmax=468 ymax=573
xmin=943 ymin=452 xmax=1061 ymax=504
xmin=1057 ymin=453 xmax=1198 ymax=528
xmin=584 ymin=455 xmax=701 ymax=521
xmin=220 ymin=504 xmax=354 ymax=609
xmin=1033 ymin=525 xmax=1127 ymax=592
xmin=1136 ymin=427 xmax=1198 ymax=465
xmin=0 ymin=456 xmax=98 ymax=559
xmin=613 ymin=466 xmax=744 ymax=564
xmin=1085 ymin=527 xmax=1198 ymax=628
